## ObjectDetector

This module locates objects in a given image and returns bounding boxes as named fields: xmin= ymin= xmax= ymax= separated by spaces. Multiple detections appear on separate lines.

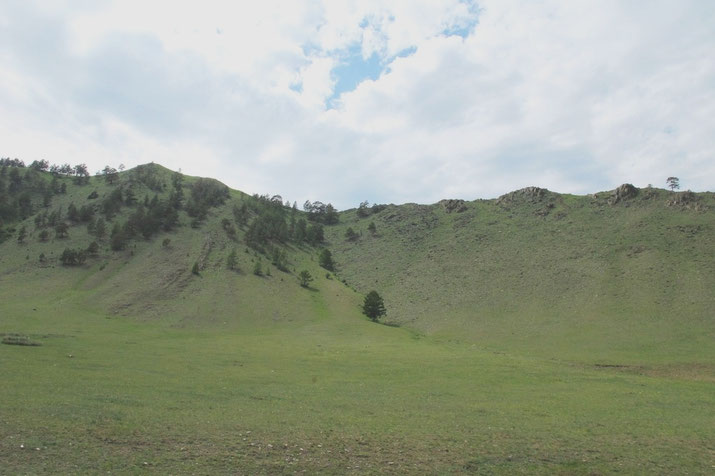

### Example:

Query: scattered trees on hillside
xmin=0 ymin=158 xmax=26 ymax=167
xmin=29 ymin=159 xmax=49 ymax=171
xmin=60 ymin=247 xmax=87 ymax=266
xmin=100 ymin=166 xmax=119 ymax=184
xmin=303 ymin=200 xmax=339 ymax=224
xmin=186 ymin=178 xmax=230 ymax=221
xmin=73 ymin=164 xmax=90 ymax=184
xmin=306 ymin=223 xmax=324 ymax=245
xmin=362 ymin=291 xmax=386 ymax=322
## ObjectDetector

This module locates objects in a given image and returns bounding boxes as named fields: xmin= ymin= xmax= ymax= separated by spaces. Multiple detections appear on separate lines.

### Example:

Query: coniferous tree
xmin=345 ymin=227 xmax=358 ymax=241
xmin=67 ymin=203 xmax=79 ymax=222
xmin=110 ymin=222 xmax=126 ymax=250
xmin=87 ymin=241 xmax=99 ymax=255
xmin=294 ymin=218 xmax=307 ymax=243
xmin=299 ymin=270 xmax=313 ymax=288
xmin=319 ymin=248 xmax=334 ymax=271
xmin=253 ymin=258 xmax=263 ymax=276
xmin=17 ymin=225 xmax=26 ymax=243
xmin=666 ymin=176 xmax=680 ymax=191
xmin=271 ymin=247 xmax=288 ymax=271
xmin=357 ymin=201 xmax=370 ymax=218
xmin=94 ymin=217 xmax=107 ymax=240
xmin=55 ymin=222 xmax=69 ymax=239
xmin=227 ymin=248 xmax=238 ymax=270
xmin=362 ymin=291 xmax=386 ymax=322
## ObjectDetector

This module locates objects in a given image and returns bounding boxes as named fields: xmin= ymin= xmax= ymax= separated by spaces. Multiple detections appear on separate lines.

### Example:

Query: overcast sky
xmin=1 ymin=1 xmax=713 ymax=209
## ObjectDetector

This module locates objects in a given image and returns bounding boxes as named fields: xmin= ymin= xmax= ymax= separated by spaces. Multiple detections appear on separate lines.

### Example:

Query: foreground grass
xmin=2 ymin=289 xmax=713 ymax=475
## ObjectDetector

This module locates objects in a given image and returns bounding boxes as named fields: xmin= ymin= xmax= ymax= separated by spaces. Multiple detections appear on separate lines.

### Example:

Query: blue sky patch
xmin=442 ymin=23 xmax=475 ymax=39
xmin=327 ymin=44 xmax=383 ymax=108
xmin=444 ymin=1 xmax=480 ymax=38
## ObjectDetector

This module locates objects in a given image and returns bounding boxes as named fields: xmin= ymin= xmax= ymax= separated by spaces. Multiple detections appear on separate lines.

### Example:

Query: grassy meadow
xmin=2 ymin=280 xmax=713 ymax=474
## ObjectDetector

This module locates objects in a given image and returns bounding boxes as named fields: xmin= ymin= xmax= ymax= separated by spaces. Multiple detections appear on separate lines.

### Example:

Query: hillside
xmin=325 ymin=185 xmax=715 ymax=367
xmin=0 ymin=162 xmax=348 ymax=329
xmin=1 ymin=162 xmax=713 ymax=363
xmin=1 ymin=162 xmax=713 ymax=474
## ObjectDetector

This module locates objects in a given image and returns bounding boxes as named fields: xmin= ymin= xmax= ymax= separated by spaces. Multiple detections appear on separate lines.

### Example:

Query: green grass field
xmin=2 ymin=271 xmax=714 ymax=474
xmin=1 ymin=166 xmax=713 ymax=473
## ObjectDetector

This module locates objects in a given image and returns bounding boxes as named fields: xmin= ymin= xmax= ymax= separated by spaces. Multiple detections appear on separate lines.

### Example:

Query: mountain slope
xmin=0 ymin=162 xmax=352 ymax=330
xmin=1 ymin=163 xmax=712 ymax=366
xmin=326 ymin=186 xmax=715 ymax=366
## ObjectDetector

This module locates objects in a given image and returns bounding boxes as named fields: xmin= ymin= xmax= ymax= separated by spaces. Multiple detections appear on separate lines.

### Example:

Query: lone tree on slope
xmin=362 ymin=291 xmax=386 ymax=322
xmin=319 ymin=248 xmax=334 ymax=271
xmin=666 ymin=177 xmax=680 ymax=191
xmin=298 ymin=270 xmax=313 ymax=288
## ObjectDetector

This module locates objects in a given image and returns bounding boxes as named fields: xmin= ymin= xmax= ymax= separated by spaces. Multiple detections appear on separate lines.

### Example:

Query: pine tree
xmin=227 ymin=248 xmax=238 ymax=270
xmin=666 ymin=176 xmax=680 ymax=191
xmin=319 ymin=248 xmax=334 ymax=271
xmin=253 ymin=258 xmax=263 ymax=276
xmin=299 ymin=270 xmax=313 ymax=288
xmin=362 ymin=291 xmax=386 ymax=322
xmin=17 ymin=225 xmax=26 ymax=243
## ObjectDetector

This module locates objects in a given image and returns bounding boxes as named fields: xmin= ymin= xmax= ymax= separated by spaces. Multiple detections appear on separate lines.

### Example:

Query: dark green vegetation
xmin=362 ymin=290 xmax=386 ymax=322
xmin=1 ymin=163 xmax=713 ymax=474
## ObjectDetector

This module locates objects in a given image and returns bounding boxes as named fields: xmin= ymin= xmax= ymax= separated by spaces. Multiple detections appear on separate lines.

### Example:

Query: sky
xmin=1 ymin=0 xmax=714 ymax=209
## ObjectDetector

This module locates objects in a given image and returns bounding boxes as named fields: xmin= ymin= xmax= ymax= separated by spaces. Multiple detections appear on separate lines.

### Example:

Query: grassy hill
xmin=326 ymin=186 xmax=715 ymax=367
xmin=1 ymin=163 xmax=713 ymax=474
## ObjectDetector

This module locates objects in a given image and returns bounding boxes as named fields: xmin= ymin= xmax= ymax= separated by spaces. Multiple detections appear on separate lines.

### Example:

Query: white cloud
xmin=0 ymin=0 xmax=713 ymax=208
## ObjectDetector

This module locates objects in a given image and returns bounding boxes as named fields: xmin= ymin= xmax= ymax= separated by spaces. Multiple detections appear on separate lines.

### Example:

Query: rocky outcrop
xmin=610 ymin=183 xmax=638 ymax=204
xmin=439 ymin=199 xmax=468 ymax=213
xmin=667 ymin=191 xmax=705 ymax=210
xmin=497 ymin=187 xmax=549 ymax=204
